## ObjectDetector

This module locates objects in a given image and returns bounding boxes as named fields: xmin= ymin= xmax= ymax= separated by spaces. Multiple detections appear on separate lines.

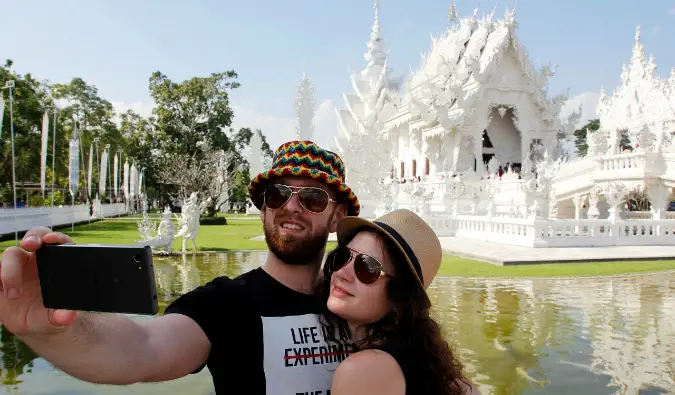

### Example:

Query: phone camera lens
xmin=133 ymin=253 xmax=142 ymax=263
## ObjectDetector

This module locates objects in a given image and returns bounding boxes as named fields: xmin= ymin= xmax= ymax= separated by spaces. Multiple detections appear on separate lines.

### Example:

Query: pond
xmin=0 ymin=252 xmax=674 ymax=395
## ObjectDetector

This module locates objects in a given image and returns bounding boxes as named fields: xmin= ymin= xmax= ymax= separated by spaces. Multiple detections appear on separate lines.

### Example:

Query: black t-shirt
xmin=164 ymin=267 xmax=352 ymax=395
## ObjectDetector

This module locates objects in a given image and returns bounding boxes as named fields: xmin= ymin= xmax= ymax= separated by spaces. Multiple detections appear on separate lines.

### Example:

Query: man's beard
xmin=264 ymin=219 xmax=329 ymax=265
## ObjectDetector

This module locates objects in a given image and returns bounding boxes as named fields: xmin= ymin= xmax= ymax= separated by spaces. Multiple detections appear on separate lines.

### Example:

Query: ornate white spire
xmin=294 ymin=70 xmax=315 ymax=141
xmin=632 ymin=25 xmax=644 ymax=61
xmin=364 ymin=0 xmax=387 ymax=69
xmin=448 ymin=0 xmax=457 ymax=22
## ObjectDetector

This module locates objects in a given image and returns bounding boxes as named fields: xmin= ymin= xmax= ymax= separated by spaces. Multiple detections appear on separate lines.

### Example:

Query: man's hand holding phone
xmin=0 ymin=227 xmax=78 ymax=337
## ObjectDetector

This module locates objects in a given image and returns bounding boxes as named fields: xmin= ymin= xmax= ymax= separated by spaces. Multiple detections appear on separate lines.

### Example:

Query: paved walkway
xmin=439 ymin=237 xmax=675 ymax=265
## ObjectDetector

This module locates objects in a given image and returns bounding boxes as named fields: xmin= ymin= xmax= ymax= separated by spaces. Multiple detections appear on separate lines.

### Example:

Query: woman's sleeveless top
xmin=370 ymin=342 xmax=424 ymax=395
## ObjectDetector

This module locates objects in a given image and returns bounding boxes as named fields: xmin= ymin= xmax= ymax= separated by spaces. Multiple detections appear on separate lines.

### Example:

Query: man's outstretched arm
xmin=21 ymin=312 xmax=210 ymax=385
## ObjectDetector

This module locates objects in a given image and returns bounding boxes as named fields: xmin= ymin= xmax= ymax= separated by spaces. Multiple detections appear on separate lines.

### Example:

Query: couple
xmin=0 ymin=140 xmax=473 ymax=395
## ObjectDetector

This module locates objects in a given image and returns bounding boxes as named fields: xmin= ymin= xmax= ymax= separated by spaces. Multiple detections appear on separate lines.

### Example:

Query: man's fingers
xmin=42 ymin=232 xmax=73 ymax=245
xmin=0 ymin=247 xmax=29 ymax=299
xmin=19 ymin=228 xmax=72 ymax=253
xmin=19 ymin=226 xmax=54 ymax=252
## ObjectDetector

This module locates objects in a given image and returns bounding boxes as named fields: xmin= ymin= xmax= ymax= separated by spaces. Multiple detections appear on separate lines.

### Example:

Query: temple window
xmin=425 ymin=158 xmax=430 ymax=175
xmin=412 ymin=159 xmax=417 ymax=177
xmin=482 ymin=130 xmax=493 ymax=148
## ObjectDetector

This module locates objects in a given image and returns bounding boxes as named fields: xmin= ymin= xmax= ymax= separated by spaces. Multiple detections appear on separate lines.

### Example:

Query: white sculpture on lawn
xmin=246 ymin=132 xmax=263 ymax=215
xmin=137 ymin=206 xmax=176 ymax=254
xmin=175 ymin=192 xmax=202 ymax=252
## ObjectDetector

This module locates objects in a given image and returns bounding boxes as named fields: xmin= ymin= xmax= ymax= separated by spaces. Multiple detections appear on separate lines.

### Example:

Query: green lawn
xmin=2 ymin=219 xmax=675 ymax=278
xmin=439 ymin=255 xmax=675 ymax=277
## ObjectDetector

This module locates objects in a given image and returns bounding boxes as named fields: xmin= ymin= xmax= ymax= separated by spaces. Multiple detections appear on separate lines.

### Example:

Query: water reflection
xmin=0 ymin=252 xmax=673 ymax=395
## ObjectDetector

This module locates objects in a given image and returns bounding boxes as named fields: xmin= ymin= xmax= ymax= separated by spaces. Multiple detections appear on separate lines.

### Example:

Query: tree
xmin=0 ymin=60 xmax=53 ymax=199
xmin=154 ymin=144 xmax=242 ymax=216
xmin=149 ymin=70 xmax=240 ymax=156
xmin=573 ymin=119 xmax=600 ymax=157
xmin=51 ymin=77 xmax=122 ymax=201
xmin=574 ymin=119 xmax=632 ymax=157
xmin=118 ymin=109 xmax=157 ymax=201
xmin=230 ymin=127 xmax=274 ymax=160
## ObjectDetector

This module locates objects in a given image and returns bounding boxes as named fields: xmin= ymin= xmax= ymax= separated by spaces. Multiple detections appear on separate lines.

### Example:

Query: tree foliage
xmin=149 ymin=70 xmax=240 ymax=155
xmin=0 ymin=58 xmax=272 ymax=211
xmin=573 ymin=119 xmax=632 ymax=157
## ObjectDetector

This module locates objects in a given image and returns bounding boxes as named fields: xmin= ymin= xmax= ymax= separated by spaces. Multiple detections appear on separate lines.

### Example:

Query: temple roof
xmin=390 ymin=4 xmax=566 ymax=133
xmin=597 ymin=26 xmax=675 ymax=142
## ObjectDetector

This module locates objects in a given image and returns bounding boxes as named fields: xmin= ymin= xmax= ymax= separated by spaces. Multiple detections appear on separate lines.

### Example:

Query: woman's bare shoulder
xmin=331 ymin=349 xmax=405 ymax=395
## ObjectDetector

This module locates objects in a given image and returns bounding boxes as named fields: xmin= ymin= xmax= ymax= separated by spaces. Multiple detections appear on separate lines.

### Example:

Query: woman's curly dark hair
xmin=316 ymin=229 xmax=471 ymax=395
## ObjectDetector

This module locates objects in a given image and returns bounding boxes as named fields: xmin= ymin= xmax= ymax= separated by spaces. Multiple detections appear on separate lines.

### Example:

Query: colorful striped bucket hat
xmin=248 ymin=140 xmax=360 ymax=216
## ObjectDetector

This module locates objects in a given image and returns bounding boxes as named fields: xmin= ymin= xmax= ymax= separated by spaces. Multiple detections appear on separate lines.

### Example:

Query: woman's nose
xmin=335 ymin=255 xmax=356 ymax=281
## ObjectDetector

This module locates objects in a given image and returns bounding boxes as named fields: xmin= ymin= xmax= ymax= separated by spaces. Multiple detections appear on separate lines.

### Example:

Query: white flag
xmin=40 ymin=112 xmax=49 ymax=192
xmin=138 ymin=170 xmax=143 ymax=196
xmin=130 ymin=163 xmax=137 ymax=198
xmin=87 ymin=144 xmax=93 ymax=198
xmin=113 ymin=153 xmax=119 ymax=197
xmin=68 ymin=122 xmax=80 ymax=197
xmin=0 ymin=95 xmax=5 ymax=141
xmin=123 ymin=159 xmax=129 ymax=200
xmin=99 ymin=146 xmax=109 ymax=197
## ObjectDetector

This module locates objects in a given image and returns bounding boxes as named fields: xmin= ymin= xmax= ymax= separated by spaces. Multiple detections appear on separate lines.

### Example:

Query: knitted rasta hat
xmin=248 ymin=140 xmax=360 ymax=216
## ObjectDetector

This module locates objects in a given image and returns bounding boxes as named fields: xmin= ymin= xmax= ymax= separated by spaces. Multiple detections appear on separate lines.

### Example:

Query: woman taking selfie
xmin=317 ymin=209 xmax=475 ymax=395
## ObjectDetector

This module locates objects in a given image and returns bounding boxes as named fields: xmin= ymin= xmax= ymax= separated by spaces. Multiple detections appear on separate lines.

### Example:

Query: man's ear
xmin=328 ymin=204 xmax=348 ymax=233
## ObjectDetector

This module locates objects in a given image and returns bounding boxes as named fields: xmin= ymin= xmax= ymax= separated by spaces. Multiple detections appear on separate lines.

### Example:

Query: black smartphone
xmin=35 ymin=244 xmax=159 ymax=315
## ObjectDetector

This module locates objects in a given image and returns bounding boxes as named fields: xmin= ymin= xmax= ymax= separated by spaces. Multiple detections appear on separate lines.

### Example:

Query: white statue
xmin=175 ymin=192 xmax=202 ymax=252
xmin=137 ymin=206 xmax=175 ymax=255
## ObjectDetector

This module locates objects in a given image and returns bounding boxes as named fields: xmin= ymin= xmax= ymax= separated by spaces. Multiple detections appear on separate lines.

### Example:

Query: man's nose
xmin=283 ymin=192 xmax=304 ymax=213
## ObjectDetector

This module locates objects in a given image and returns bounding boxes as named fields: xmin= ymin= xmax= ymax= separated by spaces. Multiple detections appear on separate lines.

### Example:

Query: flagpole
xmin=3 ymin=80 xmax=18 ymax=245
xmin=51 ymin=107 xmax=57 ymax=207
xmin=50 ymin=106 xmax=57 ymax=230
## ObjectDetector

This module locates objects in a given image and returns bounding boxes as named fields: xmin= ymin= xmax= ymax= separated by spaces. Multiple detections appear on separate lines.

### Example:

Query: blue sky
xmin=1 ymin=0 xmax=674 ymax=149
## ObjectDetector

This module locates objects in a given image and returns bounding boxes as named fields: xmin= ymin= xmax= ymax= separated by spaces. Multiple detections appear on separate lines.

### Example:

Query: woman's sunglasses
xmin=329 ymin=246 xmax=391 ymax=285
xmin=263 ymin=184 xmax=337 ymax=214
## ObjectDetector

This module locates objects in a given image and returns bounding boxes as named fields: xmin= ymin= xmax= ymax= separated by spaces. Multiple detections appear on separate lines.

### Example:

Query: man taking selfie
xmin=0 ymin=140 xmax=360 ymax=394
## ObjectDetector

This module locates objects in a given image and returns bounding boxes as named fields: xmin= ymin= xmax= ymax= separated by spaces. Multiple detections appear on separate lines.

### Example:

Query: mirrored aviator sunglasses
xmin=330 ymin=246 xmax=389 ymax=285
xmin=263 ymin=184 xmax=337 ymax=214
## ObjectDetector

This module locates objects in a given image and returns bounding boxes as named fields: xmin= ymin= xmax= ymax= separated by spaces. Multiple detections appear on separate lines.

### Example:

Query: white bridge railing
xmin=424 ymin=213 xmax=675 ymax=248
xmin=0 ymin=204 xmax=127 ymax=236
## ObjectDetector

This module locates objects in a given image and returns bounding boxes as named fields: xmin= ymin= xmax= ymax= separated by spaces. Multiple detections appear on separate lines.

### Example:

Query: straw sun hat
xmin=336 ymin=209 xmax=442 ymax=289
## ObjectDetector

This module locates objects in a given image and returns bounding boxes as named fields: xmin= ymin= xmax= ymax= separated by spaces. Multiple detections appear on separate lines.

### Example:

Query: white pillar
xmin=572 ymin=194 xmax=587 ymax=235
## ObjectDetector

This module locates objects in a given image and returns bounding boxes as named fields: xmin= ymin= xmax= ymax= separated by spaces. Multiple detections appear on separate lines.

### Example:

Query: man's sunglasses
xmin=329 ymin=246 xmax=391 ymax=285
xmin=263 ymin=184 xmax=338 ymax=214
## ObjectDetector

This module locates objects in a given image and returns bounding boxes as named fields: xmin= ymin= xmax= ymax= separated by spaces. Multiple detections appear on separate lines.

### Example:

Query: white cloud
xmin=650 ymin=25 xmax=662 ymax=35
xmin=668 ymin=7 xmax=675 ymax=15
xmin=560 ymin=91 xmax=600 ymax=128
xmin=231 ymin=99 xmax=338 ymax=152
xmin=111 ymin=100 xmax=155 ymax=125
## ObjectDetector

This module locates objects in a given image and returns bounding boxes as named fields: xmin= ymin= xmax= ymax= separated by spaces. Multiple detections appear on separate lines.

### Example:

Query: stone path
xmin=439 ymin=237 xmax=675 ymax=265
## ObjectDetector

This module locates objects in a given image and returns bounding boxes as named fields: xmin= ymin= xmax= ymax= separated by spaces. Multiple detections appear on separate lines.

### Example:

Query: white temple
xmin=331 ymin=1 xmax=675 ymax=248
